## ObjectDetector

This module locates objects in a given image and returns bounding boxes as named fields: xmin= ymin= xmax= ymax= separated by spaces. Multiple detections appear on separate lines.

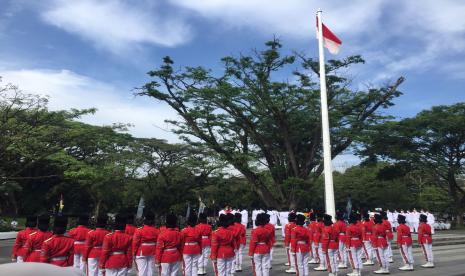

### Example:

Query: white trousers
xmin=413 ymin=223 xmax=419 ymax=233
xmin=215 ymin=257 xmax=234 ymax=276
xmin=161 ymin=262 xmax=180 ymax=276
xmin=399 ymin=244 xmax=414 ymax=265
xmin=294 ymin=252 xmax=309 ymax=276
xmin=106 ymin=268 xmax=128 ymax=276
xmin=231 ymin=250 xmax=237 ymax=273
xmin=338 ymin=241 xmax=347 ymax=265
xmin=375 ymin=247 xmax=389 ymax=270
xmin=362 ymin=241 xmax=374 ymax=261
xmin=74 ymin=253 xmax=85 ymax=272
xmin=318 ymin=243 xmax=326 ymax=268
xmin=386 ymin=239 xmax=393 ymax=258
xmin=326 ymin=249 xmax=338 ymax=274
xmin=87 ymin=258 xmax=104 ymax=276
xmin=135 ymin=256 xmax=155 ymax=276
xmin=311 ymin=244 xmax=319 ymax=262
xmin=183 ymin=254 xmax=199 ymax=276
xmin=348 ymin=247 xmax=363 ymax=270
xmin=199 ymin=246 xmax=210 ymax=270
xmin=421 ymin=242 xmax=434 ymax=263
xmin=235 ymin=244 xmax=244 ymax=268
xmin=253 ymin=253 xmax=270 ymax=276
xmin=268 ymin=247 xmax=273 ymax=268
xmin=16 ymin=256 xmax=24 ymax=263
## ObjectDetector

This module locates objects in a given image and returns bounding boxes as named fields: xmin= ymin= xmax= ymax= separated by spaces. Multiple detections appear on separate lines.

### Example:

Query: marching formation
xmin=10 ymin=208 xmax=435 ymax=276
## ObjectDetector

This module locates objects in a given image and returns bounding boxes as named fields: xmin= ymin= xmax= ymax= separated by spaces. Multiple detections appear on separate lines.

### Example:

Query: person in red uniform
xmin=40 ymin=216 xmax=74 ymax=267
xmin=306 ymin=213 xmax=315 ymax=264
xmin=321 ymin=214 xmax=338 ymax=276
xmin=249 ymin=213 xmax=273 ymax=276
xmin=83 ymin=215 xmax=109 ymax=276
xmin=284 ymin=212 xmax=297 ymax=272
xmin=308 ymin=213 xmax=319 ymax=265
xmin=156 ymin=214 xmax=183 ymax=276
xmin=418 ymin=214 xmax=434 ymax=268
xmin=314 ymin=212 xmax=327 ymax=271
xmin=361 ymin=213 xmax=375 ymax=266
xmin=100 ymin=214 xmax=133 ymax=276
xmin=181 ymin=214 xmax=202 ymax=276
xmin=381 ymin=211 xmax=394 ymax=263
xmin=125 ymin=215 xmax=137 ymax=237
xmin=333 ymin=211 xmax=348 ymax=269
xmin=68 ymin=215 xmax=90 ymax=272
xmin=290 ymin=214 xmax=311 ymax=276
xmin=196 ymin=212 xmax=212 ymax=275
xmin=24 ymin=215 xmax=52 ymax=262
xmin=211 ymin=214 xmax=236 ymax=276
xmin=373 ymin=214 xmax=389 ymax=274
xmin=234 ymin=212 xmax=247 ymax=272
xmin=11 ymin=216 xmax=37 ymax=263
xmin=396 ymin=214 xmax=414 ymax=271
xmin=132 ymin=211 xmax=159 ymax=276
xmin=225 ymin=213 xmax=240 ymax=275
xmin=346 ymin=213 xmax=363 ymax=276
xmin=262 ymin=213 xmax=275 ymax=271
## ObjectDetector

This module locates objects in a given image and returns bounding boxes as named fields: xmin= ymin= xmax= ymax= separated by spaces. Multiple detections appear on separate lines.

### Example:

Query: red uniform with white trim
xmin=196 ymin=222 xmax=212 ymax=273
xmin=346 ymin=224 xmax=363 ymax=270
xmin=156 ymin=227 xmax=183 ymax=276
xmin=210 ymin=227 xmax=236 ymax=276
xmin=418 ymin=222 xmax=434 ymax=264
xmin=125 ymin=224 xmax=137 ymax=237
xmin=181 ymin=225 xmax=202 ymax=276
xmin=249 ymin=225 xmax=273 ymax=276
xmin=84 ymin=228 xmax=109 ymax=276
xmin=133 ymin=225 xmax=159 ymax=276
xmin=40 ymin=234 xmax=75 ymax=267
xmin=290 ymin=225 xmax=311 ymax=276
xmin=24 ymin=230 xmax=53 ymax=262
xmin=322 ymin=225 xmax=339 ymax=274
xmin=397 ymin=224 xmax=413 ymax=265
xmin=234 ymin=222 xmax=247 ymax=271
xmin=99 ymin=230 xmax=133 ymax=270
xmin=333 ymin=220 xmax=348 ymax=267
xmin=373 ymin=223 xmax=389 ymax=270
xmin=11 ymin=227 xmax=36 ymax=262
xmin=68 ymin=225 xmax=90 ymax=271
xmin=284 ymin=222 xmax=297 ymax=269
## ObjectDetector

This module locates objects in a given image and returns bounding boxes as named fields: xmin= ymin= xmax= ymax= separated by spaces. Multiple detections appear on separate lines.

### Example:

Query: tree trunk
xmin=94 ymin=199 xmax=102 ymax=218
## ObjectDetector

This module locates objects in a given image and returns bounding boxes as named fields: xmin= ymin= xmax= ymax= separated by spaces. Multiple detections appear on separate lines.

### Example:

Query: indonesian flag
xmin=316 ymin=17 xmax=342 ymax=54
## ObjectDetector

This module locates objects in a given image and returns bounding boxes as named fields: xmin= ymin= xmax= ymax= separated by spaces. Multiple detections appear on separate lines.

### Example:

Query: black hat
xmin=420 ymin=214 xmax=427 ymax=223
xmin=263 ymin=213 xmax=270 ymax=223
xmin=255 ymin=213 xmax=263 ymax=227
xmin=114 ymin=214 xmax=126 ymax=230
xmin=323 ymin=214 xmax=333 ymax=226
xmin=126 ymin=214 xmax=135 ymax=225
xmin=38 ymin=215 xmax=50 ymax=231
xmin=218 ymin=214 xmax=228 ymax=227
xmin=78 ymin=215 xmax=89 ymax=226
xmin=198 ymin=212 xmax=207 ymax=223
xmin=234 ymin=212 xmax=242 ymax=223
xmin=53 ymin=216 xmax=68 ymax=229
xmin=25 ymin=216 xmax=37 ymax=228
xmin=374 ymin=214 xmax=382 ymax=224
xmin=309 ymin=212 xmax=316 ymax=221
xmin=349 ymin=213 xmax=358 ymax=224
xmin=336 ymin=211 xmax=344 ymax=220
xmin=296 ymin=214 xmax=306 ymax=226
xmin=397 ymin=214 xmax=406 ymax=224
xmin=144 ymin=211 xmax=155 ymax=222
xmin=187 ymin=215 xmax=197 ymax=227
xmin=96 ymin=215 xmax=108 ymax=228
xmin=317 ymin=212 xmax=324 ymax=221
xmin=380 ymin=211 xmax=387 ymax=220
xmin=166 ymin=214 xmax=177 ymax=228
xmin=288 ymin=212 xmax=297 ymax=222
xmin=362 ymin=212 xmax=370 ymax=221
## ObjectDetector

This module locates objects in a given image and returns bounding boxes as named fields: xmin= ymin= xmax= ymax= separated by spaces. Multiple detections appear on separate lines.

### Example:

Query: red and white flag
xmin=316 ymin=17 xmax=342 ymax=54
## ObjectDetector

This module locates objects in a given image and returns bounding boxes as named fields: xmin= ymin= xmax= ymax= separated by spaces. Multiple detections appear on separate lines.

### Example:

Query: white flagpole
xmin=317 ymin=9 xmax=336 ymax=220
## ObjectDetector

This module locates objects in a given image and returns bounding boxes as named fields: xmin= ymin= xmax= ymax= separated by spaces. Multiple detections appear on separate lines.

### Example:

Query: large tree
xmin=139 ymin=40 xmax=404 ymax=208
xmin=359 ymin=103 xmax=465 ymax=225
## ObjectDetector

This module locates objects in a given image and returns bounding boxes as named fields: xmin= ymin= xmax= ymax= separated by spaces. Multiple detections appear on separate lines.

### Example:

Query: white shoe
xmin=423 ymin=262 xmax=435 ymax=268
xmin=373 ymin=268 xmax=390 ymax=274
xmin=346 ymin=271 xmax=358 ymax=276
xmin=313 ymin=265 xmax=327 ymax=271
xmin=338 ymin=263 xmax=348 ymax=269
xmin=388 ymin=257 xmax=393 ymax=263
xmin=398 ymin=264 xmax=409 ymax=270
xmin=329 ymin=273 xmax=336 ymax=276
xmin=308 ymin=258 xmax=319 ymax=264
xmin=362 ymin=260 xmax=374 ymax=266
xmin=285 ymin=262 xmax=290 ymax=266
xmin=285 ymin=268 xmax=296 ymax=273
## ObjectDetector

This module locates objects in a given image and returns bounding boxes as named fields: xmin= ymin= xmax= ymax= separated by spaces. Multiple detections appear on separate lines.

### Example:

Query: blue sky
xmin=1 ymin=0 xmax=465 ymax=167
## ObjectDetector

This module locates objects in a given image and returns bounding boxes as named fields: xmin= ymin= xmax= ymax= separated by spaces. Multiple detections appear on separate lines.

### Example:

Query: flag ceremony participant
xmin=361 ymin=213 xmax=375 ymax=266
xmin=40 ymin=216 xmax=74 ymax=267
xmin=284 ymin=212 xmax=297 ymax=273
xmin=333 ymin=212 xmax=348 ymax=269
xmin=249 ymin=213 xmax=273 ymax=276
xmin=321 ymin=214 xmax=338 ymax=276
xmin=314 ymin=213 xmax=327 ymax=272
xmin=346 ymin=213 xmax=363 ymax=276
xmin=24 ymin=215 xmax=52 ymax=262
xmin=290 ymin=214 xmax=311 ymax=276
xmin=418 ymin=214 xmax=434 ymax=268
xmin=156 ymin=214 xmax=183 ymax=276
xmin=381 ymin=212 xmax=394 ymax=263
xmin=132 ymin=211 xmax=159 ymax=276
xmin=68 ymin=215 xmax=90 ymax=272
xmin=11 ymin=216 xmax=37 ymax=263
xmin=234 ymin=212 xmax=247 ymax=272
xmin=181 ymin=214 xmax=202 ymax=276
xmin=210 ymin=214 xmax=236 ymax=276
xmin=308 ymin=213 xmax=319 ymax=264
xmin=196 ymin=213 xmax=212 ymax=275
xmin=373 ymin=214 xmax=389 ymax=274
xmin=396 ymin=214 xmax=414 ymax=271
xmin=99 ymin=214 xmax=133 ymax=276
xmin=83 ymin=215 xmax=109 ymax=276
xmin=263 ymin=213 xmax=275 ymax=270
xmin=226 ymin=213 xmax=240 ymax=274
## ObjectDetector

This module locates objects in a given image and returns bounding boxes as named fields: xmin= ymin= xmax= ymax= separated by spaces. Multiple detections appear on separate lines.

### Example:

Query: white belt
xmin=402 ymin=236 xmax=410 ymax=238
xmin=74 ymin=241 xmax=86 ymax=245
xmin=34 ymin=249 xmax=42 ymax=252
xmin=184 ymin=242 xmax=198 ymax=246
xmin=164 ymin=248 xmax=178 ymax=251
xmin=377 ymin=236 xmax=385 ymax=238
xmin=297 ymin=241 xmax=308 ymax=244
xmin=50 ymin=256 xmax=67 ymax=261
xmin=351 ymin=238 xmax=360 ymax=240
xmin=202 ymin=236 xmax=209 ymax=239
xmin=141 ymin=242 xmax=156 ymax=246
xmin=339 ymin=233 xmax=346 ymax=235
xmin=256 ymin=242 xmax=267 ymax=245
xmin=93 ymin=246 xmax=102 ymax=249
xmin=110 ymin=251 xmax=125 ymax=255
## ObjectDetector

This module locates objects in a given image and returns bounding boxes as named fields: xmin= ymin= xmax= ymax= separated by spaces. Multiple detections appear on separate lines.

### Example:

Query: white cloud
xmin=0 ymin=68 xmax=180 ymax=141
xmin=40 ymin=0 xmax=192 ymax=54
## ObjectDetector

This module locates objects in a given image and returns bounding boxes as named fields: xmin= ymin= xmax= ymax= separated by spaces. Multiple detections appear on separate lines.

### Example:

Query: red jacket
xmin=373 ymin=224 xmax=388 ymax=248
xmin=290 ymin=225 xmax=311 ymax=253
xmin=228 ymin=224 xmax=241 ymax=250
xmin=236 ymin=222 xmax=247 ymax=245
xmin=12 ymin=227 xmax=36 ymax=259
xmin=68 ymin=225 xmax=90 ymax=255
xmin=418 ymin=223 xmax=433 ymax=244
xmin=345 ymin=224 xmax=362 ymax=248
xmin=132 ymin=225 xmax=159 ymax=257
xmin=309 ymin=221 xmax=320 ymax=244
xmin=181 ymin=226 xmax=202 ymax=255
xmin=249 ymin=225 xmax=272 ymax=255
xmin=306 ymin=223 xmax=314 ymax=245
xmin=333 ymin=220 xmax=348 ymax=243
xmin=264 ymin=223 xmax=275 ymax=245
xmin=317 ymin=222 xmax=325 ymax=243
xmin=125 ymin=224 xmax=137 ymax=237
xmin=100 ymin=230 xmax=133 ymax=269
xmin=382 ymin=219 xmax=394 ymax=240
xmin=284 ymin=222 xmax=296 ymax=247
xmin=24 ymin=230 xmax=53 ymax=262
xmin=362 ymin=220 xmax=374 ymax=241
xmin=84 ymin=228 xmax=109 ymax=260
xmin=321 ymin=225 xmax=338 ymax=251
xmin=396 ymin=224 xmax=412 ymax=246
xmin=156 ymin=228 xmax=183 ymax=263
xmin=210 ymin=227 xmax=236 ymax=259
xmin=196 ymin=223 xmax=212 ymax=248
xmin=40 ymin=234 xmax=74 ymax=266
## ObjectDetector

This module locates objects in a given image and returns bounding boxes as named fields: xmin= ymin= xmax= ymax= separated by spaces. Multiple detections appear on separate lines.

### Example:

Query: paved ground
xmin=1 ymin=235 xmax=465 ymax=275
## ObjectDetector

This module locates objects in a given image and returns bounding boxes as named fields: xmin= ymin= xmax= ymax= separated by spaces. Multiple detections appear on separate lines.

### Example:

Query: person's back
xmin=41 ymin=216 xmax=74 ymax=267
